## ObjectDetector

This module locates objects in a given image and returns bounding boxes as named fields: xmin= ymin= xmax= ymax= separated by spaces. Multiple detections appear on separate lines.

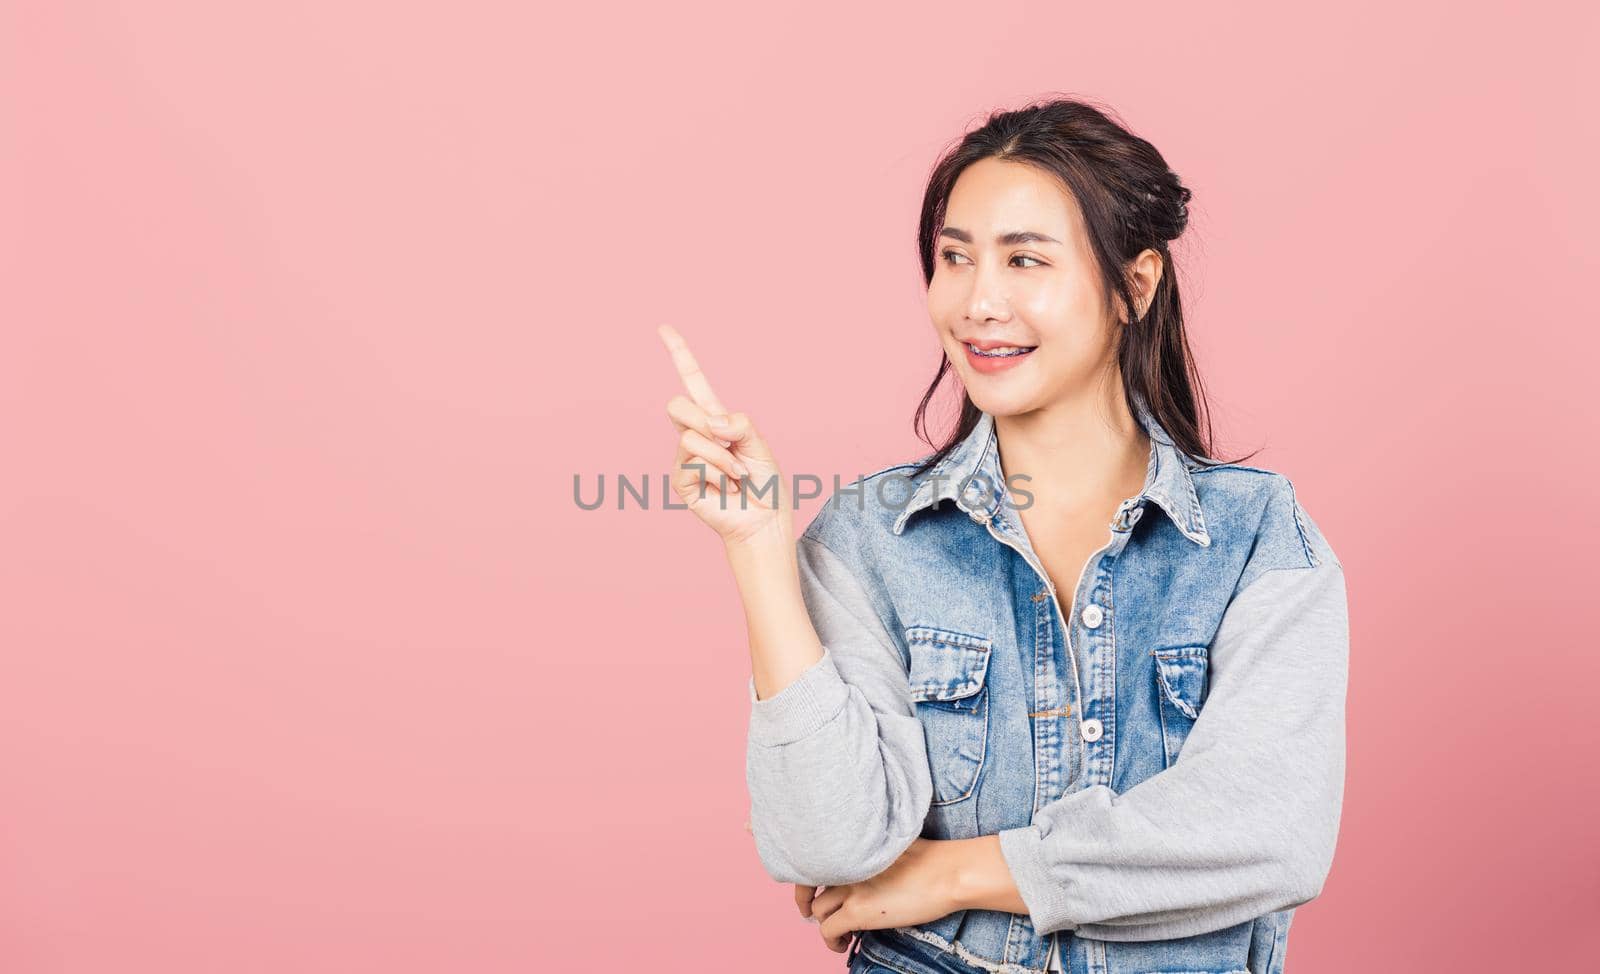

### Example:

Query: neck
xmin=992 ymin=380 xmax=1151 ymax=513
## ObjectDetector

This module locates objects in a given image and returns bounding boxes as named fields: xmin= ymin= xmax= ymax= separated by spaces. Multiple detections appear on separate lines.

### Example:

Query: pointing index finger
xmin=657 ymin=324 xmax=729 ymax=416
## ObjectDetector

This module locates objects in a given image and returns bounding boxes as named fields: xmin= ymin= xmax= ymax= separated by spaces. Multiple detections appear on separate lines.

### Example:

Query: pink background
xmin=3 ymin=1 xmax=1595 ymax=970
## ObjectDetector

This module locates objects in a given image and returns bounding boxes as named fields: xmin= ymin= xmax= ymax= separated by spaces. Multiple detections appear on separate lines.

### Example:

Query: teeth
xmin=968 ymin=343 xmax=1034 ymax=357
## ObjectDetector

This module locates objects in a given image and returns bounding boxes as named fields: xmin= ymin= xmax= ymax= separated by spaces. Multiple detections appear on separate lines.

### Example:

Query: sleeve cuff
xmin=747 ymin=647 xmax=851 ymax=747
xmin=998 ymin=824 xmax=1077 ymax=935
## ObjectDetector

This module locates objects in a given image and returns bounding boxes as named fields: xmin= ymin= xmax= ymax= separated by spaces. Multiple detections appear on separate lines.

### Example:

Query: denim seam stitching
xmin=1107 ymin=562 xmax=1120 ymax=797
xmin=1281 ymin=477 xmax=1318 ymax=568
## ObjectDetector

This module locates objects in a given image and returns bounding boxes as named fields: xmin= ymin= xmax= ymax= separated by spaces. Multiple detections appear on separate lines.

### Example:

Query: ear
xmin=1125 ymin=249 xmax=1165 ymax=323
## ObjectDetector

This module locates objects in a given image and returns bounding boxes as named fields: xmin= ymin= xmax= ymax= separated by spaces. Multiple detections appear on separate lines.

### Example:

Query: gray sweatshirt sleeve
xmin=744 ymin=534 xmax=934 ymax=887
xmin=997 ymin=557 xmax=1349 ymax=941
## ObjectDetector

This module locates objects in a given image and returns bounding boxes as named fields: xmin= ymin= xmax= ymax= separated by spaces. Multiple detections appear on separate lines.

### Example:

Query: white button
xmin=1080 ymin=604 xmax=1104 ymax=629
xmin=1081 ymin=718 xmax=1103 ymax=741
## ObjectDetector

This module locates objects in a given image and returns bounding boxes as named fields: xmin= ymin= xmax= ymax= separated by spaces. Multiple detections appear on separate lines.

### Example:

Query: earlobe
xmin=1134 ymin=284 xmax=1154 ymax=323
xmin=1127 ymin=286 xmax=1151 ymax=326
xmin=1122 ymin=249 xmax=1164 ymax=325
xmin=1133 ymin=251 xmax=1164 ymax=322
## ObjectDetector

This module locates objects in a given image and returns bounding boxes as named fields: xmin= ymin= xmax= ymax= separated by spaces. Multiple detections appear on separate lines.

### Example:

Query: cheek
xmin=925 ymin=284 xmax=961 ymax=331
xmin=1019 ymin=277 xmax=1101 ymax=339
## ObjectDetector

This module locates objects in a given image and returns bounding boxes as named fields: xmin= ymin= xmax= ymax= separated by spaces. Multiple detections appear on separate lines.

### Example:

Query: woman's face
xmin=926 ymin=157 xmax=1122 ymax=418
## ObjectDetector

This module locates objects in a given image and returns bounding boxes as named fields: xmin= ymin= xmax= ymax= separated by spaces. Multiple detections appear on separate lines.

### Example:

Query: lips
xmin=961 ymin=338 xmax=1037 ymax=352
xmin=962 ymin=340 xmax=1037 ymax=374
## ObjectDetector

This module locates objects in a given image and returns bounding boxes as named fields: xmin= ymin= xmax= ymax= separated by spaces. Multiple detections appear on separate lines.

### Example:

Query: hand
xmin=657 ymin=324 xmax=790 ymax=546
xmin=793 ymin=839 xmax=961 ymax=953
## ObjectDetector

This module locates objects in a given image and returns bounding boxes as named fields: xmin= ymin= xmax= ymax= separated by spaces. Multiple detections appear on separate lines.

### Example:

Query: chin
xmin=964 ymin=386 xmax=1041 ymax=418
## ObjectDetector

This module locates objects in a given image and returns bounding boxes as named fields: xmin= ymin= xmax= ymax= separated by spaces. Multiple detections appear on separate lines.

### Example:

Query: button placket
xmin=1073 ymin=527 xmax=1132 ymax=783
xmin=1077 ymin=601 xmax=1106 ymax=739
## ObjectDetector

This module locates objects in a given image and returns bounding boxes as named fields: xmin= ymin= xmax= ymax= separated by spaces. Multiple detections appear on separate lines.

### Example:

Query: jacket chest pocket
xmin=904 ymin=626 xmax=992 ymax=806
xmin=1151 ymin=645 xmax=1210 ymax=768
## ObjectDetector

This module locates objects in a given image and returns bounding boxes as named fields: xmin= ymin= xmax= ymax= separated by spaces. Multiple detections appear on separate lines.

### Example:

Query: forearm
xmin=724 ymin=522 xmax=823 ymax=702
xmin=948 ymin=835 xmax=1029 ymax=915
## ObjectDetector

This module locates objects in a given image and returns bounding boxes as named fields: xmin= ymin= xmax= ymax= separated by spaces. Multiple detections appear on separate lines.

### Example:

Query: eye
xmin=939 ymin=249 xmax=1046 ymax=268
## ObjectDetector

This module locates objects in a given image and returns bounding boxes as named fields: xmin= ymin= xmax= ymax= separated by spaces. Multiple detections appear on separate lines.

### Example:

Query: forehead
xmin=943 ymin=157 xmax=1083 ymax=236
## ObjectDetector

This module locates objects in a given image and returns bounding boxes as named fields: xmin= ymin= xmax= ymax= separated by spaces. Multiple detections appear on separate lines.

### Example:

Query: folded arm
xmin=992 ymin=557 xmax=1350 ymax=941
xmin=743 ymin=533 xmax=934 ymax=887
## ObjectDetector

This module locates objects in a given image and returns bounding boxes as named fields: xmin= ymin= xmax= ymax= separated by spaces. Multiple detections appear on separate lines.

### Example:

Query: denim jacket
xmin=744 ymin=395 xmax=1348 ymax=974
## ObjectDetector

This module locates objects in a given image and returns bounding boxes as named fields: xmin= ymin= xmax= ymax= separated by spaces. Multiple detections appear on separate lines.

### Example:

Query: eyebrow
xmin=939 ymin=227 xmax=1062 ymax=246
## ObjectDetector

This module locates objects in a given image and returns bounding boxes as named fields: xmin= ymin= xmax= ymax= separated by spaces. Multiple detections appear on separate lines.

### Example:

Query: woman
xmin=658 ymin=98 xmax=1348 ymax=974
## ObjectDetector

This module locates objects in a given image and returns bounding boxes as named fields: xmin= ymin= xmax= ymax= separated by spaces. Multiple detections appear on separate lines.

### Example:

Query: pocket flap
xmin=1151 ymin=646 xmax=1209 ymax=719
xmin=904 ymin=626 xmax=993 ymax=702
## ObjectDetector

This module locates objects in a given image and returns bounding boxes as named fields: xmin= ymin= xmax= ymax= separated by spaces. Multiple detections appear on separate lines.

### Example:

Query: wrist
xmin=933 ymin=837 xmax=981 ymax=915
xmin=947 ymin=835 xmax=1026 ymax=915
xmin=723 ymin=517 xmax=796 ymax=561
xmin=722 ymin=518 xmax=806 ymax=640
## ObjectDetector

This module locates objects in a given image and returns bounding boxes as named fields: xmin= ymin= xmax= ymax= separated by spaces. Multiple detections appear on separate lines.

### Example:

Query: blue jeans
xmin=846 ymin=928 xmax=995 ymax=974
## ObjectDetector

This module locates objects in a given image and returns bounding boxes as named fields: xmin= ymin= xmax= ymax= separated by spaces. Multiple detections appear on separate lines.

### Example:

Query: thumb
xmin=706 ymin=411 xmax=774 ymax=465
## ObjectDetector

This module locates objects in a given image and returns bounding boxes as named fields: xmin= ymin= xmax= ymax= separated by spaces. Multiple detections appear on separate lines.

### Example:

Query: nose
xmin=963 ymin=260 xmax=1012 ymax=323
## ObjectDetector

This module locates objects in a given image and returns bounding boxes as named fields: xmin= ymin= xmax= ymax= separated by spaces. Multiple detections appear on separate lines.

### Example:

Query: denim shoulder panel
xmin=1189 ymin=463 xmax=1340 ymax=592
xmin=798 ymin=460 xmax=926 ymax=650
xmin=800 ymin=454 xmax=934 ymax=549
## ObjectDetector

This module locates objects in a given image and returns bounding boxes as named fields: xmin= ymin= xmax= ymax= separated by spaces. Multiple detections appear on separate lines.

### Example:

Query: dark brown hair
xmin=909 ymin=95 xmax=1257 ymax=477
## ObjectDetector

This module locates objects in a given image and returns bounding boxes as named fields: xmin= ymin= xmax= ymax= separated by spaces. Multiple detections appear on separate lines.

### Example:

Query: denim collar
xmin=889 ymin=393 xmax=1212 ymax=546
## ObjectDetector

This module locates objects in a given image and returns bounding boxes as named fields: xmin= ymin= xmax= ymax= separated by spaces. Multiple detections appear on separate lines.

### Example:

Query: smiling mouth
xmin=965 ymin=342 xmax=1037 ymax=358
